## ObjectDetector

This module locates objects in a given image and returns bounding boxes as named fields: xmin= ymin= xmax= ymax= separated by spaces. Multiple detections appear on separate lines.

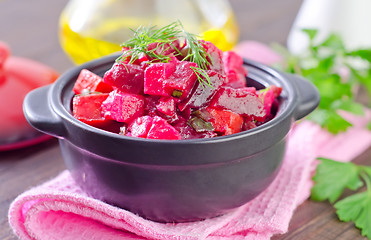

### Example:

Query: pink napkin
xmin=8 ymin=41 xmax=371 ymax=240
xmin=8 ymin=118 xmax=371 ymax=240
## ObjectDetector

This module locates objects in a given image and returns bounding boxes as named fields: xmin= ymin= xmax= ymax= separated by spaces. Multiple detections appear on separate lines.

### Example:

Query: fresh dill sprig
xmin=117 ymin=22 xmax=182 ymax=64
xmin=178 ymin=22 xmax=212 ymax=70
xmin=190 ymin=66 xmax=213 ymax=88
xmin=178 ymin=21 xmax=213 ymax=86
xmin=117 ymin=20 xmax=212 ymax=87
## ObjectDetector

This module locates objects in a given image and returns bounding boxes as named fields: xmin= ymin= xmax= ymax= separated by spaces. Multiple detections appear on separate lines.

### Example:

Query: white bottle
xmin=287 ymin=0 xmax=371 ymax=54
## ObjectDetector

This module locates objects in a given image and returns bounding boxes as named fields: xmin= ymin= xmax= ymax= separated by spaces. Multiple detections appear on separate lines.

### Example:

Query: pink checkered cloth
xmin=8 ymin=42 xmax=371 ymax=240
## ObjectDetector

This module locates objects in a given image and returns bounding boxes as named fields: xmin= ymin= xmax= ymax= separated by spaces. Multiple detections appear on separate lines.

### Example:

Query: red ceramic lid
xmin=0 ymin=41 xmax=59 ymax=151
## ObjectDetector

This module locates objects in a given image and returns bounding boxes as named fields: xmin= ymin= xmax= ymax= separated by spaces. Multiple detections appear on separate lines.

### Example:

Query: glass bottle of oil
xmin=59 ymin=0 xmax=239 ymax=65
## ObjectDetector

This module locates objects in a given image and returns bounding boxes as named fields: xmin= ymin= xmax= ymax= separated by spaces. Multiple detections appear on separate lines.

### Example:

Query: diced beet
xmin=156 ymin=97 xmax=177 ymax=116
xmin=147 ymin=116 xmax=181 ymax=140
xmin=223 ymin=51 xmax=245 ymax=73
xmin=199 ymin=40 xmax=225 ymax=75
xmin=128 ymin=116 xmax=154 ymax=138
xmin=166 ymin=61 xmax=198 ymax=99
xmin=72 ymin=93 xmax=110 ymax=126
xmin=224 ymin=70 xmax=247 ymax=88
xmin=143 ymin=62 xmax=175 ymax=97
xmin=101 ymin=90 xmax=144 ymax=123
xmin=144 ymin=60 xmax=197 ymax=99
xmin=178 ymin=70 xmax=226 ymax=111
xmin=155 ymin=97 xmax=180 ymax=124
xmin=210 ymin=86 xmax=266 ymax=121
xmin=173 ymin=121 xmax=197 ymax=139
xmin=73 ymin=69 xmax=113 ymax=94
xmin=240 ymin=87 xmax=257 ymax=95
xmin=222 ymin=51 xmax=248 ymax=88
xmin=258 ymin=85 xmax=282 ymax=115
xmin=205 ymin=107 xmax=244 ymax=135
xmin=144 ymin=95 xmax=160 ymax=117
xmin=103 ymin=63 xmax=144 ymax=94
xmin=179 ymin=105 xmax=192 ymax=120
xmin=100 ymin=121 xmax=125 ymax=134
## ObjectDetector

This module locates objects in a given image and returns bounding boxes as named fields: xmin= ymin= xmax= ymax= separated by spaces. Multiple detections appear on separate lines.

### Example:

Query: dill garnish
xmin=117 ymin=22 xmax=182 ymax=64
xmin=117 ymin=20 xmax=212 ymax=87
xmin=190 ymin=66 xmax=213 ymax=88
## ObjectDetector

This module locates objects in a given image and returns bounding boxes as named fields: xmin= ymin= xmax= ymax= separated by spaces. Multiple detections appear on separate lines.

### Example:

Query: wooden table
xmin=0 ymin=0 xmax=369 ymax=239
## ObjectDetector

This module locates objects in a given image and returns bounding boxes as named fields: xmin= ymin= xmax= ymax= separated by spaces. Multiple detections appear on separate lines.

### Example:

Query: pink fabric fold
xmin=8 ymin=117 xmax=371 ymax=240
xmin=8 ymin=41 xmax=371 ymax=239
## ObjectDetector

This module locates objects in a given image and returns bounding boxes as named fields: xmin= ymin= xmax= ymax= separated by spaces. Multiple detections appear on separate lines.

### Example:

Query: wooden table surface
xmin=0 ymin=0 xmax=369 ymax=239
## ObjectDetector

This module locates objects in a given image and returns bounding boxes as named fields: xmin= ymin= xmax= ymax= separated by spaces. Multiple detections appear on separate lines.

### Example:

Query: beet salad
xmin=71 ymin=22 xmax=282 ymax=140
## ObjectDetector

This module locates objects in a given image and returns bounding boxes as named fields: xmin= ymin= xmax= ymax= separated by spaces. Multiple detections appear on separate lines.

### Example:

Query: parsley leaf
xmin=347 ymin=49 xmax=371 ymax=62
xmin=301 ymin=29 xmax=318 ymax=41
xmin=311 ymin=158 xmax=363 ymax=203
xmin=331 ymin=99 xmax=365 ymax=116
xmin=335 ymin=191 xmax=371 ymax=238
xmin=307 ymin=109 xmax=352 ymax=134
xmin=311 ymin=158 xmax=371 ymax=238
xmin=272 ymin=29 xmax=371 ymax=134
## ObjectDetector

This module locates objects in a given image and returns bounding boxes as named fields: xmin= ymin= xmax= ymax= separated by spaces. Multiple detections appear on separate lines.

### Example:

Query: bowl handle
xmin=23 ymin=85 xmax=66 ymax=138
xmin=284 ymin=73 xmax=320 ymax=120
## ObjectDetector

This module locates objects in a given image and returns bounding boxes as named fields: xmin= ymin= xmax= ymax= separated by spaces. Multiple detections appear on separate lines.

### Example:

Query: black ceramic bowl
xmin=23 ymin=54 xmax=319 ymax=223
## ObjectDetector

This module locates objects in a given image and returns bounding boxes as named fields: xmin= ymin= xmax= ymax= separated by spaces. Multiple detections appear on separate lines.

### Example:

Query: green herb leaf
xmin=311 ymin=158 xmax=363 ymax=203
xmin=172 ymin=90 xmax=183 ymax=98
xmin=301 ymin=28 xmax=318 ymax=42
xmin=307 ymin=109 xmax=352 ymax=134
xmin=335 ymin=191 xmax=371 ymax=238
xmin=363 ymin=167 xmax=371 ymax=177
xmin=188 ymin=117 xmax=214 ymax=132
xmin=347 ymin=49 xmax=371 ymax=62
xmin=311 ymin=158 xmax=371 ymax=238
xmin=178 ymin=21 xmax=212 ymax=71
xmin=319 ymin=33 xmax=345 ymax=52
xmin=190 ymin=66 xmax=212 ymax=88
xmin=273 ymin=29 xmax=371 ymax=134
xmin=348 ymin=67 xmax=371 ymax=105
xmin=331 ymin=99 xmax=365 ymax=116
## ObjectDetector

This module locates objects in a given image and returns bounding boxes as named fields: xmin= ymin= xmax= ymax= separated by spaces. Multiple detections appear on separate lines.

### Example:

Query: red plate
xmin=0 ymin=42 xmax=59 ymax=151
